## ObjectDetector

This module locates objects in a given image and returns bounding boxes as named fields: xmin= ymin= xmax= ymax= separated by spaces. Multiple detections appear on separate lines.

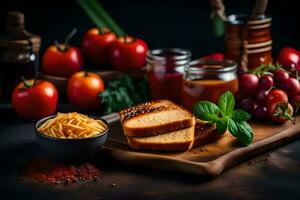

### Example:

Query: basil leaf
xmin=228 ymin=118 xmax=238 ymax=137
xmin=232 ymin=109 xmax=251 ymax=122
xmin=216 ymin=119 xmax=228 ymax=134
xmin=228 ymin=119 xmax=253 ymax=146
xmin=218 ymin=91 xmax=235 ymax=117
xmin=192 ymin=101 xmax=220 ymax=122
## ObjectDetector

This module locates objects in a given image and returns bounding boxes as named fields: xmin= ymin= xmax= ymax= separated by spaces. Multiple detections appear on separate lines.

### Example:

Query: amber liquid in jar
xmin=182 ymin=79 xmax=238 ymax=110
xmin=181 ymin=60 xmax=238 ymax=110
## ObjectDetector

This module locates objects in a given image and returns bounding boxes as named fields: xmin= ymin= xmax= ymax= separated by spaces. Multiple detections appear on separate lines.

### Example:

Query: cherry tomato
xmin=109 ymin=36 xmax=149 ymax=70
xmin=281 ymin=77 xmax=300 ymax=96
xmin=266 ymin=89 xmax=288 ymax=106
xmin=42 ymin=44 xmax=83 ymax=77
xmin=268 ymin=102 xmax=294 ymax=123
xmin=273 ymin=70 xmax=290 ymax=88
xmin=273 ymin=70 xmax=289 ymax=84
xmin=81 ymin=28 xmax=117 ymax=67
xmin=67 ymin=71 xmax=105 ymax=110
xmin=239 ymin=98 xmax=257 ymax=115
xmin=259 ymin=75 xmax=273 ymax=91
xmin=255 ymin=89 xmax=269 ymax=106
xmin=277 ymin=47 xmax=300 ymax=71
xmin=12 ymin=79 xmax=58 ymax=119
xmin=254 ymin=106 xmax=269 ymax=120
xmin=239 ymin=74 xmax=259 ymax=97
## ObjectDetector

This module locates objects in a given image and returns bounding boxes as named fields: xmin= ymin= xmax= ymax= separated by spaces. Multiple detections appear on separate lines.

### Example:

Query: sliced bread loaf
xmin=119 ymin=100 xmax=195 ymax=137
xmin=127 ymin=126 xmax=194 ymax=151
xmin=193 ymin=120 xmax=224 ymax=148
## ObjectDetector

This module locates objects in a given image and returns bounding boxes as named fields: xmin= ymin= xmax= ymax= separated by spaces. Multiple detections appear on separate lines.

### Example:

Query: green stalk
xmin=77 ymin=0 xmax=108 ymax=29
xmin=77 ymin=0 xmax=126 ymax=37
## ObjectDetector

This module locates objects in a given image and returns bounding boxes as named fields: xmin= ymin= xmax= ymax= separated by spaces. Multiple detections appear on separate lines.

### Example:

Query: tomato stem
xmin=250 ymin=63 xmax=283 ymax=76
xmin=98 ymin=28 xmax=104 ymax=34
xmin=284 ymin=111 xmax=296 ymax=124
xmin=64 ymin=28 xmax=77 ymax=48
xmin=84 ymin=70 xmax=89 ymax=77
xmin=124 ymin=35 xmax=128 ymax=44
xmin=21 ymin=76 xmax=32 ymax=88
xmin=54 ymin=40 xmax=63 ymax=51
xmin=274 ymin=103 xmax=295 ymax=124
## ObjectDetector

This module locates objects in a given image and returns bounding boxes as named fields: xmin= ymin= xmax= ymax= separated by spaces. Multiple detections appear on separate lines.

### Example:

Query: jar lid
xmin=187 ymin=59 xmax=237 ymax=73
xmin=226 ymin=14 xmax=271 ymax=25
xmin=146 ymin=48 xmax=191 ymax=66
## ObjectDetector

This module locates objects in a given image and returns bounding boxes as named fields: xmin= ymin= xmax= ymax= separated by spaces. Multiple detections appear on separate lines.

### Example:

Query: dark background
xmin=0 ymin=0 xmax=299 ymax=59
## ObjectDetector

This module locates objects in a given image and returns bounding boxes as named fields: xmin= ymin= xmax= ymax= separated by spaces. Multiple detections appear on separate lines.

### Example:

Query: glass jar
xmin=243 ymin=15 xmax=272 ymax=69
xmin=224 ymin=14 xmax=272 ymax=73
xmin=0 ymin=12 xmax=41 ymax=101
xmin=181 ymin=59 xmax=238 ymax=110
xmin=146 ymin=48 xmax=191 ymax=104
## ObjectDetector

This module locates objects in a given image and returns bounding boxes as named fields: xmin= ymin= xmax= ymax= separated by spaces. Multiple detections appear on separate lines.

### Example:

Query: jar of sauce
xmin=147 ymin=48 xmax=191 ymax=104
xmin=182 ymin=59 xmax=238 ymax=110
xmin=0 ymin=12 xmax=41 ymax=101
xmin=224 ymin=14 xmax=272 ymax=73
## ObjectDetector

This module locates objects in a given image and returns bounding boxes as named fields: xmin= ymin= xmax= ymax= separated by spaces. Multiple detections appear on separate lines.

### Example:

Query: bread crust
xmin=119 ymin=100 xmax=195 ymax=137
xmin=192 ymin=122 xmax=224 ymax=148
xmin=127 ymin=136 xmax=193 ymax=151
xmin=122 ymin=117 xmax=195 ymax=137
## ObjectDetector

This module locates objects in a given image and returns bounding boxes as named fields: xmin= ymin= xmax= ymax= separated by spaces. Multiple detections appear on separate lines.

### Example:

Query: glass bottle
xmin=0 ymin=12 xmax=41 ymax=101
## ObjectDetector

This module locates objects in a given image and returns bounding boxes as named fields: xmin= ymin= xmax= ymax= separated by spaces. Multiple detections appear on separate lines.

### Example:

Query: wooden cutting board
xmin=102 ymin=114 xmax=300 ymax=177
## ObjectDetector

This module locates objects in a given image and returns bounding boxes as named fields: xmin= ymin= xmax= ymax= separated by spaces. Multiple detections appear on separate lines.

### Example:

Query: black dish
xmin=35 ymin=115 xmax=109 ymax=162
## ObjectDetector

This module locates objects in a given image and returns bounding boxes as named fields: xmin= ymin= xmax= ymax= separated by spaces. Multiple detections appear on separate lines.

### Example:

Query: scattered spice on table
xmin=247 ymin=153 xmax=272 ymax=166
xmin=20 ymin=159 xmax=102 ymax=185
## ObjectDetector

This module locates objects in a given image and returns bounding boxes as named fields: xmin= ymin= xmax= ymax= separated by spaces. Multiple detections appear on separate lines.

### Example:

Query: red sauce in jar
xmin=146 ymin=48 xmax=191 ymax=104
xmin=148 ymin=69 xmax=183 ymax=104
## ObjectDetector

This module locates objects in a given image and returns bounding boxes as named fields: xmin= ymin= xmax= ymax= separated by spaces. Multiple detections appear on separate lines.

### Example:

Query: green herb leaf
xmin=216 ymin=118 xmax=228 ymax=134
xmin=228 ymin=118 xmax=238 ymax=137
xmin=232 ymin=109 xmax=251 ymax=122
xmin=228 ymin=119 xmax=253 ymax=146
xmin=218 ymin=91 xmax=235 ymax=117
xmin=192 ymin=91 xmax=254 ymax=146
xmin=99 ymin=75 xmax=149 ymax=114
xmin=192 ymin=101 xmax=220 ymax=122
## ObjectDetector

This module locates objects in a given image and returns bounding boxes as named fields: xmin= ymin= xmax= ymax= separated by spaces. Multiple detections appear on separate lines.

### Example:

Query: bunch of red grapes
xmin=237 ymin=67 xmax=300 ymax=123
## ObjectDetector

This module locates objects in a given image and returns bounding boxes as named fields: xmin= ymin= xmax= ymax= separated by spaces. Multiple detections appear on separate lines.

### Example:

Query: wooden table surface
xmin=1 ymin=105 xmax=300 ymax=200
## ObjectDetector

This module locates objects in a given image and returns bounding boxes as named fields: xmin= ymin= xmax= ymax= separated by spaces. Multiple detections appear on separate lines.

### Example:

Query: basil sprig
xmin=192 ymin=91 xmax=253 ymax=146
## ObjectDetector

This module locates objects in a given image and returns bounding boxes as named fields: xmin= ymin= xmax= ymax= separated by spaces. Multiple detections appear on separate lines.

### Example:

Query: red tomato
xmin=239 ymin=73 xmax=259 ymax=97
xmin=42 ymin=44 xmax=84 ymax=77
xmin=268 ymin=102 xmax=294 ymax=123
xmin=277 ymin=47 xmax=300 ymax=71
xmin=109 ymin=36 xmax=149 ymax=70
xmin=12 ymin=79 xmax=58 ymax=119
xmin=67 ymin=71 xmax=105 ymax=110
xmin=81 ymin=28 xmax=117 ymax=67
xmin=266 ymin=89 xmax=288 ymax=106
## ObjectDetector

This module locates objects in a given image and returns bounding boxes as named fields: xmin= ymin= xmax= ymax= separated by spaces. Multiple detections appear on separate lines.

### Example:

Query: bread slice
xmin=193 ymin=120 xmax=224 ymax=148
xmin=127 ymin=126 xmax=194 ymax=151
xmin=119 ymin=100 xmax=195 ymax=137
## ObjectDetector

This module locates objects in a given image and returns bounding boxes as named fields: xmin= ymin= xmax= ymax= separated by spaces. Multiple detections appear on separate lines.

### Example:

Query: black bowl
xmin=35 ymin=115 xmax=109 ymax=162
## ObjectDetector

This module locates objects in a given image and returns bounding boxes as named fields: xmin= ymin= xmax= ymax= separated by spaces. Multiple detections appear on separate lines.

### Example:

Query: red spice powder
xmin=20 ymin=159 xmax=102 ymax=185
